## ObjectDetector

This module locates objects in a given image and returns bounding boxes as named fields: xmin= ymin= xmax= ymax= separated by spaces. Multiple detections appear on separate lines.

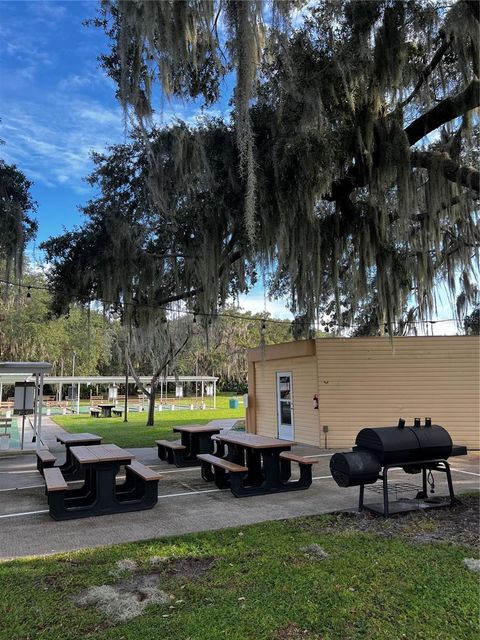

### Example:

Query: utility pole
xmin=124 ymin=348 xmax=129 ymax=423
xmin=58 ymin=358 xmax=64 ymax=401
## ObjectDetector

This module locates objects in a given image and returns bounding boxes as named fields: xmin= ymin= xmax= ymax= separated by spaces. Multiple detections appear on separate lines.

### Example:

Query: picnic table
xmin=44 ymin=444 xmax=161 ymax=520
xmin=56 ymin=432 xmax=102 ymax=480
xmin=156 ymin=424 xmax=223 ymax=467
xmin=98 ymin=403 xmax=116 ymax=418
xmin=198 ymin=432 xmax=317 ymax=497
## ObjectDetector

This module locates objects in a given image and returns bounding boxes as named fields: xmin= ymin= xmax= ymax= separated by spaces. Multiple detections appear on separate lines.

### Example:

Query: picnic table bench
xmin=44 ymin=444 xmax=161 ymax=520
xmin=36 ymin=448 xmax=56 ymax=475
xmin=156 ymin=424 xmax=223 ymax=467
xmin=156 ymin=440 xmax=187 ymax=465
xmin=198 ymin=433 xmax=317 ymax=497
xmin=44 ymin=467 xmax=68 ymax=492
xmin=90 ymin=408 xmax=101 ymax=418
xmin=112 ymin=408 xmax=123 ymax=417
xmin=155 ymin=424 xmax=222 ymax=467
xmin=197 ymin=454 xmax=248 ymax=492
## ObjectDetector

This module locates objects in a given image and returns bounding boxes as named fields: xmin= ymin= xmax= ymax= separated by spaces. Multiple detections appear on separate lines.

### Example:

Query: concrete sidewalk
xmin=0 ymin=441 xmax=478 ymax=560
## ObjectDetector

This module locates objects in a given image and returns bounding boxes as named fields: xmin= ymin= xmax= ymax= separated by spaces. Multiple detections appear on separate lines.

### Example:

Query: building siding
xmin=316 ymin=336 xmax=479 ymax=449
xmin=249 ymin=336 xmax=479 ymax=450
xmin=254 ymin=355 xmax=320 ymax=445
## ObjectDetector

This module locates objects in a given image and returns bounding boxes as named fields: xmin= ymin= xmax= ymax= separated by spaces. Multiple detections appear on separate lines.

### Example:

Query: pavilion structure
xmin=0 ymin=362 xmax=52 ymax=450
xmin=1 ymin=374 xmax=219 ymax=416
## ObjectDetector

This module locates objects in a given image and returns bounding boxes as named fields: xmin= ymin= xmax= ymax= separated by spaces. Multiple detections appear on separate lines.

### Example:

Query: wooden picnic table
xmin=98 ymin=403 xmax=116 ymax=418
xmin=203 ymin=432 xmax=296 ymax=495
xmin=56 ymin=432 xmax=102 ymax=480
xmin=198 ymin=432 xmax=318 ymax=497
xmin=172 ymin=424 xmax=223 ymax=464
xmin=45 ymin=444 xmax=160 ymax=520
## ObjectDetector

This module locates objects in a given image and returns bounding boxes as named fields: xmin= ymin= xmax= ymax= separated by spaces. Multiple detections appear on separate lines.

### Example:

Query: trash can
xmin=0 ymin=434 xmax=10 ymax=451
xmin=229 ymin=398 xmax=239 ymax=409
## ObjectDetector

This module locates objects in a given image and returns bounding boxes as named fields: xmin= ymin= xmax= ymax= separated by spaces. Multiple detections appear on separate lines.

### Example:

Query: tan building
xmin=246 ymin=336 xmax=480 ymax=450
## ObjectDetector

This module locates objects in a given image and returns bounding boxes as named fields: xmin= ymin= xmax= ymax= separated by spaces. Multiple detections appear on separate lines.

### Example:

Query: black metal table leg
xmin=225 ymin=443 xmax=246 ymax=466
xmin=59 ymin=445 xmax=85 ymax=481
xmin=63 ymin=466 xmax=95 ymax=505
xmin=262 ymin=450 xmax=282 ymax=490
xmin=245 ymin=449 xmax=263 ymax=486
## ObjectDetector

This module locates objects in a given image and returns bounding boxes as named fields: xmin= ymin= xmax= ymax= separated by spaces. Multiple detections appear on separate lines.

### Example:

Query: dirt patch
xmin=109 ymin=558 xmax=138 ymax=576
xmin=293 ymin=494 xmax=479 ymax=548
xmin=275 ymin=623 xmax=322 ymax=639
xmin=463 ymin=558 xmax=480 ymax=572
xmin=165 ymin=557 xmax=216 ymax=580
xmin=300 ymin=544 xmax=329 ymax=561
xmin=74 ymin=573 xmax=172 ymax=622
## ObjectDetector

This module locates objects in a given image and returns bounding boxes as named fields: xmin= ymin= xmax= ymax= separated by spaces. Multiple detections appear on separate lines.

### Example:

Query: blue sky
xmin=0 ymin=1 xmax=462 ymax=331
xmin=0 ymin=0 xmax=292 ymax=316
xmin=1 ymin=1 xmax=121 ymax=245
xmin=0 ymin=1 xmax=227 ymax=243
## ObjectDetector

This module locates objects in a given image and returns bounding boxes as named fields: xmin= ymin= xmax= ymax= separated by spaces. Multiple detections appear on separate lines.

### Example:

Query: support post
xmin=37 ymin=373 xmax=44 ymax=450
xmin=77 ymin=382 xmax=81 ymax=415
xmin=213 ymin=379 xmax=217 ymax=409
xmin=31 ymin=374 xmax=38 ymax=447
xmin=124 ymin=367 xmax=129 ymax=423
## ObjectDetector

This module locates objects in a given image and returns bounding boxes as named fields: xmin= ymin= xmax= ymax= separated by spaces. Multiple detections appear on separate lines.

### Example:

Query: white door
xmin=276 ymin=372 xmax=294 ymax=440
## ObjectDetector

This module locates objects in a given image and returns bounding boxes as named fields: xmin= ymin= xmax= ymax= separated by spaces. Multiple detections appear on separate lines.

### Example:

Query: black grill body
xmin=330 ymin=422 xmax=456 ymax=488
xmin=354 ymin=424 xmax=453 ymax=465
xmin=329 ymin=420 xmax=466 ymax=516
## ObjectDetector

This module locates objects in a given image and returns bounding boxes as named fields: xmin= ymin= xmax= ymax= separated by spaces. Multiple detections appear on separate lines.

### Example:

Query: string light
xmin=0 ymin=277 xmax=463 ymax=330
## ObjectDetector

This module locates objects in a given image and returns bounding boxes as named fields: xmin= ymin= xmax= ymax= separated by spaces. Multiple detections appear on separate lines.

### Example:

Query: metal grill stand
xmin=358 ymin=459 xmax=455 ymax=517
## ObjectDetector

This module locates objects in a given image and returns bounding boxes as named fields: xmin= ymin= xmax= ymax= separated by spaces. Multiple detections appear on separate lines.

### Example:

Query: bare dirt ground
xmin=295 ymin=492 xmax=479 ymax=548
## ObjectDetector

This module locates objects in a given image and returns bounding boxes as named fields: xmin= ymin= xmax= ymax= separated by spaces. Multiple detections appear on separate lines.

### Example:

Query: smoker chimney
xmin=414 ymin=417 xmax=421 ymax=428
xmin=398 ymin=418 xmax=405 ymax=429
xmin=425 ymin=417 xmax=432 ymax=427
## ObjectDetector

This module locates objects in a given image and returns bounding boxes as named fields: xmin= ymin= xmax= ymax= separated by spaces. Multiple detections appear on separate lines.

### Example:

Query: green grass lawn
xmin=51 ymin=395 xmax=245 ymax=448
xmin=0 ymin=502 xmax=478 ymax=640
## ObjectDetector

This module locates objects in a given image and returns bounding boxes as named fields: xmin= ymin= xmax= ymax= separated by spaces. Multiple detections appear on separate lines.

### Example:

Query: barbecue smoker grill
xmin=330 ymin=418 xmax=468 ymax=516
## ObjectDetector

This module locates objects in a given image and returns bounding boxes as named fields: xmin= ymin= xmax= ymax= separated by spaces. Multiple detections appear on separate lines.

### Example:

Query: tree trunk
xmin=125 ymin=333 xmax=191 ymax=427
xmin=146 ymin=380 xmax=157 ymax=426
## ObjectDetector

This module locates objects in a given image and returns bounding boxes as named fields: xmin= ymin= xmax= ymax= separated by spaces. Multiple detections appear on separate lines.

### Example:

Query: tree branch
xmin=400 ymin=35 xmax=453 ymax=109
xmin=411 ymin=150 xmax=480 ymax=193
xmin=126 ymin=351 xmax=150 ymax=396
xmin=405 ymin=79 xmax=480 ymax=145
xmin=150 ymin=332 xmax=191 ymax=388
xmin=464 ymin=0 xmax=480 ymax=22
xmin=154 ymin=248 xmax=244 ymax=307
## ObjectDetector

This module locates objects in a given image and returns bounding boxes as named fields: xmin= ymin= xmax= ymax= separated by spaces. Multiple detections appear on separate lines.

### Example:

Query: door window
xmin=276 ymin=372 xmax=294 ymax=439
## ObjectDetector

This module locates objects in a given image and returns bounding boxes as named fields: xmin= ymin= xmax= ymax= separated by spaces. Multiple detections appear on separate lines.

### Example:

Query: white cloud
xmin=237 ymin=294 xmax=293 ymax=320
xmin=77 ymin=104 xmax=123 ymax=126
xmin=0 ymin=98 xmax=125 ymax=189
xmin=31 ymin=1 xmax=67 ymax=22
